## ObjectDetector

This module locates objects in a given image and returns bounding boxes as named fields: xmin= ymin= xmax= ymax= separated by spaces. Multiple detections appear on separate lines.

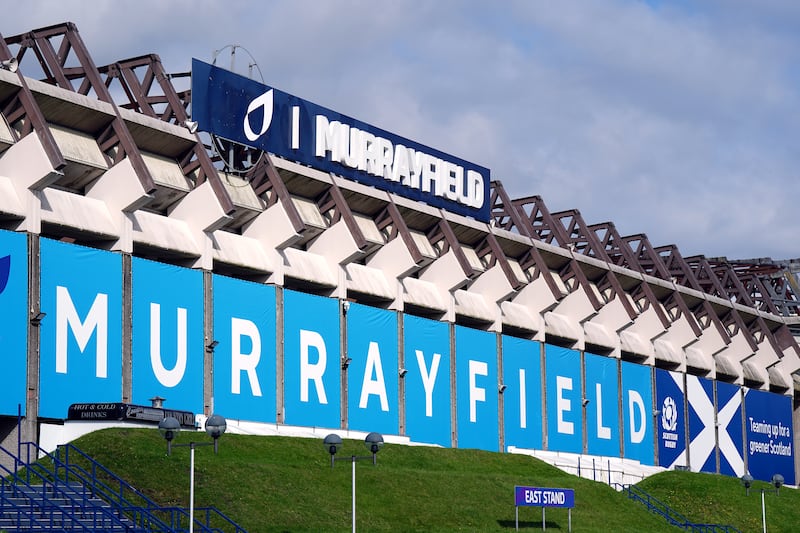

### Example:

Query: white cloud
xmin=3 ymin=0 xmax=800 ymax=260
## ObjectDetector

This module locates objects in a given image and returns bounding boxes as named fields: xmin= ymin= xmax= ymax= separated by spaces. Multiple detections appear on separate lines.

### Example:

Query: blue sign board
xmin=716 ymin=380 xmax=743 ymax=477
xmin=403 ymin=314 xmax=451 ymax=447
xmin=584 ymin=353 xmax=620 ymax=458
xmin=655 ymin=369 xmax=686 ymax=469
xmin=455 ymin=326 xmax=498 ymax=452
xmin=346 ymin=303 xmax=399 ymax=436
xmin=212 ymin=274 xmax=276 ymax=423
xmin=131 ymin=257 xmax=204 ymax=413
xmin=40 ymin=239 xmax=123 ymax=418
xmin=515 ymin=486 xmax=575 ymax=508
xmin=0 ymin=230 xmax=27 ymax=416
xmin=502 ymin=335 xmax=543 ymax=451
xmin=621 ymin=361 xmax=654 ymax=465
xmin=545 ymin=345 xmax=582 ymax=454
xmin=283 ymin=289 xmax=340 ymax=429
xmin=191 ymin=59 xmax=490 ymax=221
xmin=687 ymin=375 xmax=716 ymax=473
xmin=744 ymin=388 xmax=795 ymax=485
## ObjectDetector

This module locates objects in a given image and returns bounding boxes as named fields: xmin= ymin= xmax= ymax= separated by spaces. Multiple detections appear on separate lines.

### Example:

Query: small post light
xmin=159 ymin=414 xmax=227 ymax=533
xmin=324 ymin=432 xmax=384 ymax=533
xmin=741 ymin=474 xmax=754 ymax=496
xmin=364 ymin=432 xmax=384 ymax=465
xmin=158 ymin=416 xmax=181 ymax=455
xmin=205 ymin=414 xmax=227 ymax=453
xmin=772 ymin=474 xmax=784 ymax=493
xmin=324 ymin=433 xmax=343 ymax=468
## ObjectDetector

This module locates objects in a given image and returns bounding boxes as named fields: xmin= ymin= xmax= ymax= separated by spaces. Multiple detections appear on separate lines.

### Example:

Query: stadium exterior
xmin=1 ymin=22 xmax=799 ymax=487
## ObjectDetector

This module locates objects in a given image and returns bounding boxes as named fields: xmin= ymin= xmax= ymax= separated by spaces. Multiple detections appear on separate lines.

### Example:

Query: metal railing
xmin=614 ymin=483 xmax=741 ymax=533
xmin=1 ymin=440 xmax=247 ymax=533
xmin=0 ymin=444 xmax=141 ymax=531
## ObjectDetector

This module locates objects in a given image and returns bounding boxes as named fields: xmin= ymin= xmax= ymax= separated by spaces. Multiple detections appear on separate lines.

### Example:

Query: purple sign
xmin=515 ymin=486 xmax=575 ymax=508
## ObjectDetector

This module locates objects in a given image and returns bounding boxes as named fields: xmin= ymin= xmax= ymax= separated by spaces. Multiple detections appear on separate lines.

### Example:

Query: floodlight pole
xmin=334 ymin=453 xmax=375 ymax=533
xmin=173 ymin=439 xmax=215 ymax=533
xmin=323 ymin=432 xmax=383 ymax=533
xmin=352 ymin=457 xmax=357 ymax=533
xmin=160 ymin=414 xmax=227 ymax=533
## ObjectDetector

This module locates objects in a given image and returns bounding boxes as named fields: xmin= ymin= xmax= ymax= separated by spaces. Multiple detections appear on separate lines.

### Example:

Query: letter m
xmin=56 ymin=286 xmax=108 ymax=377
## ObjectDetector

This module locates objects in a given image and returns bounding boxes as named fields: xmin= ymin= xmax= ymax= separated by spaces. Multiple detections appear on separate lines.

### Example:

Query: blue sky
xmin=4 ymin=0 xmax=800 ymax=260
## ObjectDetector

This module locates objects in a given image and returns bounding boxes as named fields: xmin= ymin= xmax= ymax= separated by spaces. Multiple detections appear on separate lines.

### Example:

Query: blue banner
xmin=585 ymin=353 xmax=620 ymax=458
xmin=347 ymin=304 xmax=398 ymax=435
xmin=40 ymin=239 xmax=123 ymax=418
xmin=0 ymin=230 xmax=27 ymax=416
xmin=283 ymin=290 xmax=340 ymax=429
xmin=744 ymin=388 xmax=795 ymax=485
xmin=131 ymin=257 xmax=204 ymax=413
xmin=716 ymin=381 xmax=743 ymax=477
xmin=545 ymin=345 xmax=582 ymax=454
xmin=455 ymin=326 xmax=498 ymax=451
xmin=502 ymin=336 xmax=542 ymax=451
xmin=403 ymin=315 xmax=451 ymax=447
xmin=191 ymin=59 xmax=490 ymax=221
xmin=687 ymin=375 xmax=716 ymax=473
xmin=655 ymin=369 xmax=686 ymax=469
xmin=621 ymin=361 xmax=654 ymax=465
xmin=212 ymin=275 xmax=276 ymax=423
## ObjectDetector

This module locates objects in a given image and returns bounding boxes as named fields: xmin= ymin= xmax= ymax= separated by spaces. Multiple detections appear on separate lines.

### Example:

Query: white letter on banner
xmin=300 ymin=329 xmax=328 ymax=404
xmin=389 ymin=144 xmax=408 ymax=183
xmin=519 ymin=368 xmax=527 ymax=429
xmin=628 ymin=390 xmax=646 ymax=444
xmin=596 ymin=383 xmax=611 ymax=439
xmin=442 ymin=161 xmax=461 ymax=201
xmin=469 ymin=360 xmax=488 ymax=423
xmin=231 ymin=317 xmax=262 ymax=396
xmin=466 ymin=170 xmax=484 ymax=208
xmin=415 ymin=350 xmax=441 ymax=417
xmin=56 ymin=286 xmax=108 ymax=377
xmin=150 ymin=303 xmax=187 ymax=388
xmin=556 ymin=376 xmax=574 ymax=435
xmin=315 ymin=115 xmax=343 ymax=161
xmin=359 ymin=342 xmax=389 ymax=411
xmin=421 ymin=154 xmax=441 ymax=195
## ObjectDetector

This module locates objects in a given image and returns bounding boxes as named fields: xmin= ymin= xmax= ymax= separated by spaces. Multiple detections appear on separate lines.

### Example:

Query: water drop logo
xmin=661 ymin=396 xmax=678 ymax=432
xmin=243 ymin=89 xmax=274 ymax=142
xmin=0 ymin=255 xmax=9 ymax=296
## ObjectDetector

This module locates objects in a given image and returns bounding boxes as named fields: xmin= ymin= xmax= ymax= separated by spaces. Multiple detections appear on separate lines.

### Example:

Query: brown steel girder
xmin=4 ymin=22 xmax=156 ymax=194
xmin=0 ymin=31 xmax=65 ymax=171
xmin=97 ymin=53 xmax=235 ymax=214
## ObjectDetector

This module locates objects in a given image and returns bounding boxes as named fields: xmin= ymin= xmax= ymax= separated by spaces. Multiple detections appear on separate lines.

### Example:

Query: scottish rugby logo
xmin=661 ymin=396 xmax=678 ymax=432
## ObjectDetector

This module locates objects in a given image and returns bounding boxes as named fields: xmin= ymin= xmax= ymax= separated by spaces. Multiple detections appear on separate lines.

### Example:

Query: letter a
xmin=359 ymin=342 xmax=389 ymax=411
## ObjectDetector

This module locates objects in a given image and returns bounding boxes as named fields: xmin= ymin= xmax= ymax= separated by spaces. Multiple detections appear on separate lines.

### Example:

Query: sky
xmin=4 ymin=1 xmax=800 ymax=261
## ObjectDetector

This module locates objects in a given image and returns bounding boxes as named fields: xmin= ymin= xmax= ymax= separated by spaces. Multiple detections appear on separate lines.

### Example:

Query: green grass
xmin=46 ymin=428 xmax=799 ymax=532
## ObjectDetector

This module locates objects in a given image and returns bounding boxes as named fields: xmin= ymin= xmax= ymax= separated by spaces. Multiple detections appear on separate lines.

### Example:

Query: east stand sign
xmin=514 ymin=486 xmax=575 ymax=532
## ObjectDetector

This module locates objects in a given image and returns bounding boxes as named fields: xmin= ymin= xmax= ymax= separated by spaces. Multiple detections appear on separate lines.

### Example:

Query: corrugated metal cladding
xmin=0 ymin=22 xmax=799 ymax=484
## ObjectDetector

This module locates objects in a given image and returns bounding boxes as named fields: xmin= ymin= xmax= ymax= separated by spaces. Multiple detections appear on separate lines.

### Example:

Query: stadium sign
xmin=191 ymin=59 xmax=490 ymax=221
xmin=514 ymin=486 xmax=574 ymax=532
xmin=515 ymin=486 xmax=574 ymax=508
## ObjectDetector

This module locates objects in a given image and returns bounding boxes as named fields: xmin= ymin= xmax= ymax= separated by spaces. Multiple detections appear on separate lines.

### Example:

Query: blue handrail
xmin=57 ymin=442 xmax=247 ymax=533
xmin=613 ymin=483 xmax=741 ymax=533
xmin=1 ymin=440 xmax=247 ymax=533
xmin=0 ymin=446 xmax=141 ymax=531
